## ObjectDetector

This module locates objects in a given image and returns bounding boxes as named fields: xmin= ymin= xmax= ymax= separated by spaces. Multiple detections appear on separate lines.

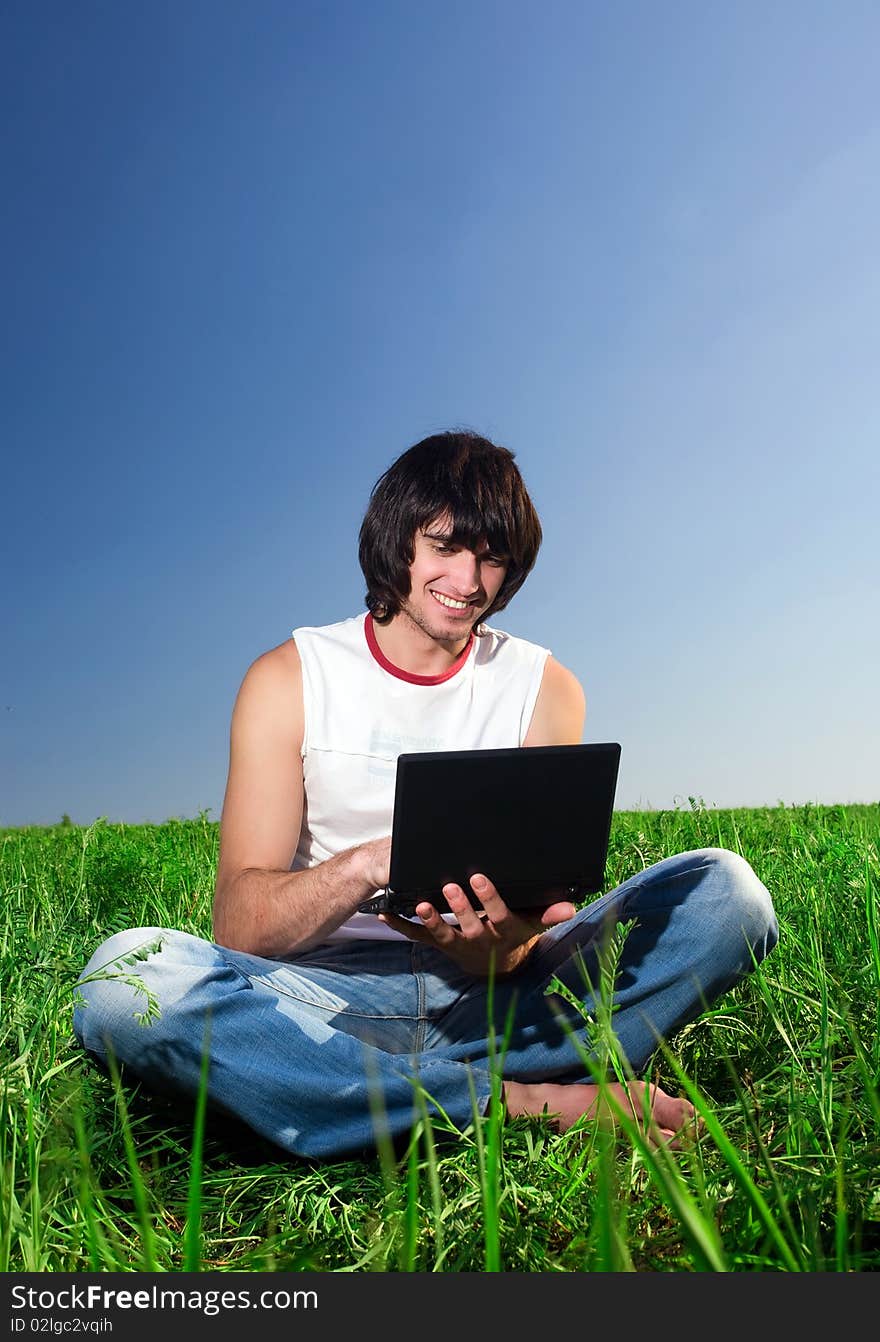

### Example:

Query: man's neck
xmin=371 ymin=611 xmax=473 ymax=678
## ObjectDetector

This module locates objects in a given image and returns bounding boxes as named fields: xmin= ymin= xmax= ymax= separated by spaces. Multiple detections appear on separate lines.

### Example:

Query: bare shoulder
xmin=540 ymin=655 xmax=585 ymax=705
xmin=232 ymin=637 xmax=303 ymax=745
xmin=524 ymin=655 xmax=586 ymax=747
xmin=245 ymin=636 xmax=301 ymax=681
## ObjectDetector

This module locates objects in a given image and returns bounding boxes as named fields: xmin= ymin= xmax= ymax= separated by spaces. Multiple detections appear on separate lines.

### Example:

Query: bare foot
xmin=502 ymin=1078 xmax=698 ymax=1149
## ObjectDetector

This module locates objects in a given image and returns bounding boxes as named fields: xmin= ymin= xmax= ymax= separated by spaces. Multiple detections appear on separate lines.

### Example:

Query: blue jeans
xmin=73 ymin=847 xmax=778 ymax=1159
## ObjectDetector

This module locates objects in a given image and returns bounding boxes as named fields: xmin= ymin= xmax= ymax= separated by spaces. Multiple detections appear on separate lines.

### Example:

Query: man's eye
xmin=433 ymin=544 xmax=455 ymax=554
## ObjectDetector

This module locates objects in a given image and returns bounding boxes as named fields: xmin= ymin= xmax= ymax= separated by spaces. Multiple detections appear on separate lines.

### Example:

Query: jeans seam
xmin=245 ymin=971 xmax=419 ymax=1022
xmin=413 ymin=944 xmax=427 ymax=1052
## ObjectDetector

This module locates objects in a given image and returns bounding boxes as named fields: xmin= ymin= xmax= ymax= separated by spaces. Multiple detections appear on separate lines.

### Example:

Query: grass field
xmin=2 ymin=801 xmax=878 ymax=1273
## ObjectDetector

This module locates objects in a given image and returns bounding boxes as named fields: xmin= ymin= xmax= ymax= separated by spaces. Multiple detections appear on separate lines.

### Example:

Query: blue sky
xmin=3 ymin=0 xmax=878 ymax=827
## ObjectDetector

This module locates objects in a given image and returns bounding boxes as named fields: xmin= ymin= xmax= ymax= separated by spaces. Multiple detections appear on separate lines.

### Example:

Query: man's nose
xmin=449 ymin=550 xmax=481 ymax=593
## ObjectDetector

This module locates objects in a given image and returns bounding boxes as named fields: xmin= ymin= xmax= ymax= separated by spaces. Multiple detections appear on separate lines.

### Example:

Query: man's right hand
xmin=353 ymin=835 xmax=392 ymax=894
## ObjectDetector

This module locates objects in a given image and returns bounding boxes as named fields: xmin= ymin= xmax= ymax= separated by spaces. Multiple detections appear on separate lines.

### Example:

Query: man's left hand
xmin=377 ymin=874 xmax=576 ymax=977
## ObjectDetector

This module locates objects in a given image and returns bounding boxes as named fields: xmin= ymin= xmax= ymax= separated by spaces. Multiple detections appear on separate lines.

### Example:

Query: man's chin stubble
xmin=400 ymin=600 xmax=480 ymax=644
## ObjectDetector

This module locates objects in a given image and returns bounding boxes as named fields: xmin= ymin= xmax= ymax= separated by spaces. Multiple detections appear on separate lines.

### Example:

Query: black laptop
xmin=357 ymin=742 xmax=621 ymax=917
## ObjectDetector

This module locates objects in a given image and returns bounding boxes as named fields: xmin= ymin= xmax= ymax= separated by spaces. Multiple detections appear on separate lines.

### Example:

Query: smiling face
xmin=397 ymin=516 xmax=509 ymax=646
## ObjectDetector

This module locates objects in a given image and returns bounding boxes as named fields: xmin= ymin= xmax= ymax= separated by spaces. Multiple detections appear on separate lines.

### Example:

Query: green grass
xmin=1 ymin=801 xmax=878 ymax=1272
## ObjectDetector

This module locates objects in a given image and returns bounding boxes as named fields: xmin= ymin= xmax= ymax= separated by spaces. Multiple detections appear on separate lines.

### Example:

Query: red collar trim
xmin=364 ymin=612 xmax=474 ymax=684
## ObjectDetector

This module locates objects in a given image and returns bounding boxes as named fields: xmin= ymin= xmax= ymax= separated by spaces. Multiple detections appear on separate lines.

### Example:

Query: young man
xmin=74 ymin=430 xmax=779 ymax=1158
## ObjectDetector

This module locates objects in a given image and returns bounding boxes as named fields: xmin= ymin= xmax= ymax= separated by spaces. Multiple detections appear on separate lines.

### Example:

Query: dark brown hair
xmin=358 ymin=430 xmax=542 ymax=626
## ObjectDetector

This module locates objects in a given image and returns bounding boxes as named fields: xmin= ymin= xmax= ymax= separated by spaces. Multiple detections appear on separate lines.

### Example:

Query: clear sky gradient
xmin=3 ymin=1 xmax=878 ymax=827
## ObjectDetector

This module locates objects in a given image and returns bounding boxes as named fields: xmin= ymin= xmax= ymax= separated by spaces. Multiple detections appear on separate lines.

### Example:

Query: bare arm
xmin=212 ymin=640 xmax=390 ymax=957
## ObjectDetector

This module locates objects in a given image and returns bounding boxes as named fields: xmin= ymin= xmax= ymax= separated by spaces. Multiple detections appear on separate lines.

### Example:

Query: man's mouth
xmin=430 ymin=590 xmax=474 ymax=611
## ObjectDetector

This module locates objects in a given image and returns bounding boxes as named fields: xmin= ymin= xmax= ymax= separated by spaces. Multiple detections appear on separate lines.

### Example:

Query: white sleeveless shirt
xmin=290 ymin=612 xmax=551 ymax=942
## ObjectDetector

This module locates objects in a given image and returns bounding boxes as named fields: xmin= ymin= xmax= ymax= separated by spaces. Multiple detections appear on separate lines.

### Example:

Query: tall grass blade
xmin=480 ymin=963 xmax=515 ymax=1273
xmin=402 ymin=1123 xmax=421 ymax=1272
xmin=412 ymin=1083 xmax=444 ymax=1268
xmin=105 ymin=1050 xmax=158 ymax=1271
xmin=71 ymin=1104 xmax=118 ymax=1270
xmin=653 ymin=1038 xmax=800 ymax=1271
xmin=183 ymin=1013 xmax=212 ymax=1272
xmin=24 ymin=1093 xmax=44 ymax=1271
xmin=0 ymin=1086 xmax=17 ymax=1272
xmin=865 ymin=857 xmax=880 ymax=1012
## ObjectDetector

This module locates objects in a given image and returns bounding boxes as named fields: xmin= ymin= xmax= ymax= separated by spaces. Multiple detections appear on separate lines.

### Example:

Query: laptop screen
xmin=382 ymin=742 xmax=621 ymax=912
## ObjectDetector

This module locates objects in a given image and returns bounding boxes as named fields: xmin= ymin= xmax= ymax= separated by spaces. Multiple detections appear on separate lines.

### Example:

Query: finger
xmin=413 ymin=901 xmax=459 ymax=944
xmin=512 ymin=903 xmax=572 ymax=929
xmin=538 ymin=901 xmax=576 ymax=927
xmin=382 ymin=903 xmax=461 ymax=952
xmin=467 ymin=874 xmax=512 ymax=927
xmin=470 ymin=879 xmax=563 ymax=944
xmin=442 ymin=883 xmax=491 ymax=937
xmin=377 ymin=912 xmax=430 ymax=943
